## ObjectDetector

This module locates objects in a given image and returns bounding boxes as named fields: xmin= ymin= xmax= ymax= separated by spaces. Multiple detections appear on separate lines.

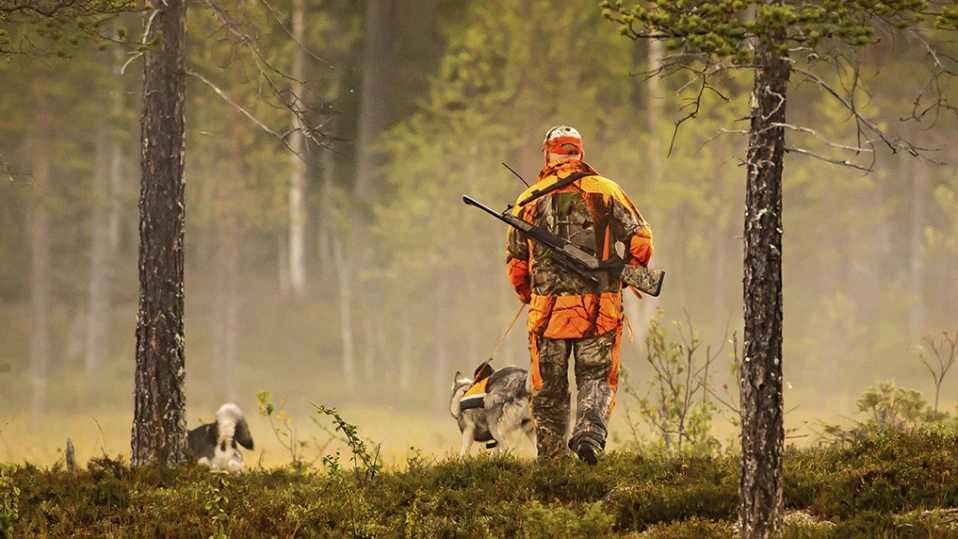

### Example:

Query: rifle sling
xmin=517 ymin=171 xmax=594 ymax=207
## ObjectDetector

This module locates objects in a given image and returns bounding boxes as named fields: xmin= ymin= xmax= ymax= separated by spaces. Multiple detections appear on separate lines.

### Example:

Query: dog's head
xmin=449 ymin=371 xmax=474 ymax=419
xmin=216 ymin=403 xmax=254 ymax=451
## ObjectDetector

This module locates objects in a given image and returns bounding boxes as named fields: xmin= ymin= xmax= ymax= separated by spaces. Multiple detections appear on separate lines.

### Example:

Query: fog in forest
xmin=0 ymin=0 xmax=956 ymax=467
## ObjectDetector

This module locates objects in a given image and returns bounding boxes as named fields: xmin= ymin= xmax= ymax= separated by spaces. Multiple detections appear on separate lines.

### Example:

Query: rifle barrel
xmin=462 ymin=195 xmax=506 ymax=219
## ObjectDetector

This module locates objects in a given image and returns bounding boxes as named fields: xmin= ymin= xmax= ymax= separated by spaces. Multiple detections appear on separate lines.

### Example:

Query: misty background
xmin=0 ymin=0 xmax=956 ymax=465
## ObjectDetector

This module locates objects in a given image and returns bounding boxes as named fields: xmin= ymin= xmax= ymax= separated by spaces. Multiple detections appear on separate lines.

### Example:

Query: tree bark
xmin=354 ymin=0 xmax=395 ymax=201
xmin=131 ymin=0 xmax=188 ymax=467
xmin=86 ymin=117 xmax=113 ymax=376
xmin=288 ymin=0 xmax=308 ymax=299
xmin=739 ymin=37 xmax=789 ymax=539
xmin=30 ymin=72 xmax=52 ymax=433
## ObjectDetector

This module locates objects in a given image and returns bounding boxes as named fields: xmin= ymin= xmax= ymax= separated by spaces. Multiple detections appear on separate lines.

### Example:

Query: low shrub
xmin=6 ymin=429 xmax=958 ymax=537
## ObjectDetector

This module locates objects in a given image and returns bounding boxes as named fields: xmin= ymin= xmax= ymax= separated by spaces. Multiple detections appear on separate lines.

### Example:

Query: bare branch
xmin=784 ymin=146 xmax=871 ymax=171
xmin=186 ymin=68 xmax=296 ymax=155
xmin=667 ymin=59 xmax=733 ymax=157
xmin=791 ymin=64 xmax=934 ymax=157
xmin=256 ymin=0 xmax=333 ymax=68
xmin=201 ymin=0 xmax=331 ymax=150
xmin=770 ymin=122 xmax=874 ymax=154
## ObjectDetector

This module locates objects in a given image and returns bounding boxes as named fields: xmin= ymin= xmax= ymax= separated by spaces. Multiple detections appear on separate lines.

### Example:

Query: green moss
xmin=6 ymin=430 xmax=958 ymax=537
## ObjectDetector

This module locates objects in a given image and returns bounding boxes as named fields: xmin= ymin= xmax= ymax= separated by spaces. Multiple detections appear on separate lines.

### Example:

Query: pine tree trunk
xmin=738 ymin=37 xmax=789 ymax=539
xmin=87 ymin=118 xmax=113 ymax=376
xmin=131 ymin=0 xmax=188 ymax=467
xmin=30 ymin=73 xmax=52 ymax=432
xmin=354 ymin=0 xmax=395 ymax=200
xmin=288 ymin=0 xmax=308 ymax=300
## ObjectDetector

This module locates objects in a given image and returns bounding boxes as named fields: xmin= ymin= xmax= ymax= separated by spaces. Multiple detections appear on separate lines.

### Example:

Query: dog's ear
xmin=234 ymin=419 xmax=254 ymax=450
xmin=454 ymin=371 xmax=462 ymax=382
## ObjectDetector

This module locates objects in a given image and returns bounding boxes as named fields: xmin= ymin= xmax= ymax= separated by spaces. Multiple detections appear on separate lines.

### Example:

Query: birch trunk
xmin=288 ymin=0 xmax=307 ymax=299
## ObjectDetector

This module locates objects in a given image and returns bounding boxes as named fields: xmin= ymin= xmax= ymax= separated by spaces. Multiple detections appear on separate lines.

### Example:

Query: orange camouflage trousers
xmin=529 ymin=326 xmax=622 ymax=461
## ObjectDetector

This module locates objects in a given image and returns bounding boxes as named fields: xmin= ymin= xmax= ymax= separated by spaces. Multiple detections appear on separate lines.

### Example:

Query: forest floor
xmin=3 ymin=429 xmax=958 ymax=538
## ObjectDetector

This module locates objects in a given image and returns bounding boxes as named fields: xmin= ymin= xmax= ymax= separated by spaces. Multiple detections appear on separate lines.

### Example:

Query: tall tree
xmin=130 ymin=0 xmax=188 ymax=467
xmin=738 ymin=29 xmax=789 ymax=534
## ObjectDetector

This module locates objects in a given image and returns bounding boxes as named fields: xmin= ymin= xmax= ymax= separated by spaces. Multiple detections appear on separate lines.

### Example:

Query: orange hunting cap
xmin=543 ymin=125 xmax=583 ymax=156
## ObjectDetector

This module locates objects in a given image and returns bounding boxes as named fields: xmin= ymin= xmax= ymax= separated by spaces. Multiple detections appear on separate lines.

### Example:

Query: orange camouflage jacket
xmin=505 ymin=159 xmax=653 ymax=339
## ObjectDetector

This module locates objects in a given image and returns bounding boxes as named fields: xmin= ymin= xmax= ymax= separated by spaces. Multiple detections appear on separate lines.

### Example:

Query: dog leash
xmin=474 ymin=303 xmax=527 ymax=381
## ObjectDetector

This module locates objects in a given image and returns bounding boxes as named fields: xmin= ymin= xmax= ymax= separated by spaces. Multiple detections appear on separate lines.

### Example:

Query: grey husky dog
xmin=449 ymin=364 xmax=536 ymax=456
xmin=188 ymin=403 xmax=254 ymax=471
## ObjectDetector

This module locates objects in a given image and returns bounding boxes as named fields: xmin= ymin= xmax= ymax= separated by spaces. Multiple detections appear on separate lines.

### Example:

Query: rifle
xmin=462 ymin=194 xmax=665 ymax=297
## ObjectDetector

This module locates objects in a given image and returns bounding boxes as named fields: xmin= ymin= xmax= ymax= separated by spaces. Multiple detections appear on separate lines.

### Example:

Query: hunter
xmin=505 ymin=125 xmax=654 ymax=464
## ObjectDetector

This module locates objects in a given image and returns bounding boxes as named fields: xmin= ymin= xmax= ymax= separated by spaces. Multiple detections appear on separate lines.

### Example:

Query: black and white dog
xmin=188 ymin=403 xmax=254 ymax=471
xmin=450 ymin=364 xmax=536 ymax=456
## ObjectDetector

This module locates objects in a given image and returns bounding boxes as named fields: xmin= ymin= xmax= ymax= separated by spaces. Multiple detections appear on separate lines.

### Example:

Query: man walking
xmin=506 ymin=126 xmax=654 ymax=464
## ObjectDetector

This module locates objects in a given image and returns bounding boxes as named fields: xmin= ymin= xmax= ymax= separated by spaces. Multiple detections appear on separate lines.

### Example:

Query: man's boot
xmin=575 ymin=440 xmax=600 ymax=466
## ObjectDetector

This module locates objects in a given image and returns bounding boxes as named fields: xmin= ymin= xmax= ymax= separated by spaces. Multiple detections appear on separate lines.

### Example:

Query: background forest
xmin=0 ymin=0 xmax=956 ymax=466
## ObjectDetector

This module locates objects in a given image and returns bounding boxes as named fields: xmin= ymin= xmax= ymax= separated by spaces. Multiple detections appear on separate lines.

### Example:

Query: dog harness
xmin=459 ymin=376 xmax=490 ymax=412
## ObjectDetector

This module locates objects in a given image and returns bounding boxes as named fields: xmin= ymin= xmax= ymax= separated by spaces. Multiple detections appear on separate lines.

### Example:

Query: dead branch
xmin=256 ymin=0 xmax=333 ymax=68
xmin=770 ymin=122 xmax=873 ymax=154
xmin=784 ymin=146 xmax=870 ymax=171
xmin=668 ymin=59 xmax=734 ymax=157
xmin=201 ymin=0 xmax=332 ymax=150
xmin=791 ymin=64 xmax=933 ymax=157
